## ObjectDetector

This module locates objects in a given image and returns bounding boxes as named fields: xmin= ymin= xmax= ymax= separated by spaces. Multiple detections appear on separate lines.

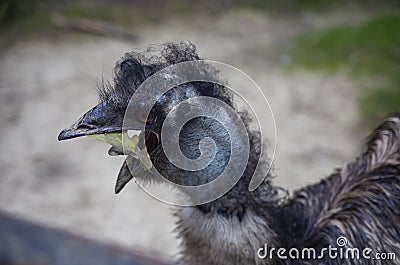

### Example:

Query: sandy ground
xmin=0 ymin=9 xmax=368 ymax=262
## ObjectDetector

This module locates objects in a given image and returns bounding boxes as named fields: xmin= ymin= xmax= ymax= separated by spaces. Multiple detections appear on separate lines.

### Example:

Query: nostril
xmin=76 ymin=123 xmax=96 ymax=131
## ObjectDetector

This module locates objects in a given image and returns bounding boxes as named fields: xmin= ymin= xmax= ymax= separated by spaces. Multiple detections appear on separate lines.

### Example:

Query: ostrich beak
xmin=58 ymin=101 xmax=155 ymax=193
xmin=115 ymin=156 xmax=152 ymax=194
xmin=58 ymin=101 xmax=126 ymax=141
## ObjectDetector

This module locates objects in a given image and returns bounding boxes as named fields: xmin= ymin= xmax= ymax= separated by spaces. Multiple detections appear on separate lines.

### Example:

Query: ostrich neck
xmin=176 ymin=117 xmax=279 ymax=218
xmin=175 ymin=183 xmax=280 ymax=265
xmin=172 ymin=118 xmax=281 ymax=264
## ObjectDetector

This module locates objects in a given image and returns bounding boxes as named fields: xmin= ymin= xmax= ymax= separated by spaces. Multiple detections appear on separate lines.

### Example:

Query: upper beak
xmin=58 ymin=115 xmax=101 ymax=141
xmin=58 ymin=101 xmax=127 ymax=141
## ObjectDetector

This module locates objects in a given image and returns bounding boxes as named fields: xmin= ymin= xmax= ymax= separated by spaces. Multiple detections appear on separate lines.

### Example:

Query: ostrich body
xmin=59 ymin=42 xmax=400 ymax=265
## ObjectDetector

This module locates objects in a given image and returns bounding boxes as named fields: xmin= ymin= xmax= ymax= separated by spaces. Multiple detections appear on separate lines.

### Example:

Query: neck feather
xmin=173 ymin=123 xmax=282 ymax=264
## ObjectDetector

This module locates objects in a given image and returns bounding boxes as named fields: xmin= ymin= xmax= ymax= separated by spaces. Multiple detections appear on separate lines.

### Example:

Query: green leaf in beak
xmin=88 ymin=131 xmax=153 ymax=171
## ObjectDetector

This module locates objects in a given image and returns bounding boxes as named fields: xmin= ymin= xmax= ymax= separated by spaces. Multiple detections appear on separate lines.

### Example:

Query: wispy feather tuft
xmin=96 ymin=41 xmax=202 ymax=105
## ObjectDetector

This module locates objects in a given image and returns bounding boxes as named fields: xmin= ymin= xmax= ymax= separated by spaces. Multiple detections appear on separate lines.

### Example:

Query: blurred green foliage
xmin=0 ymin=0 xmax=49 ymax=27
xmin=60 ymin=0 xmax=195 ymax=28
xmin=289 ymin=14 xmax=400 ymax=125
xmin=0 ymin=0 xmax=50 ymax=41
xmin=239 ymin=0 xmax=336 ymax=12
xmin=239 ymin=0 xmax=399 ymax=13
xmin=61 ymin=3 xmax=152 ymax=28
xmin=0 ymin=0 xmax=37 ymax=23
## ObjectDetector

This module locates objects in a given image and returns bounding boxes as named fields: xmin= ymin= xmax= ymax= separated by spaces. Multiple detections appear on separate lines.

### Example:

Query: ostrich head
xmin=58 ymin=42 xmax=264 ymax=204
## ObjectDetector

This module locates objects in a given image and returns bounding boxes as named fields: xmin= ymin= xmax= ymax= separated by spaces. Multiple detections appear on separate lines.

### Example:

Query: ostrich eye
xmin=140 ymin=113 xmax=154 ymax=123
xmin=145 ymin=113 xmax=154 ymax=123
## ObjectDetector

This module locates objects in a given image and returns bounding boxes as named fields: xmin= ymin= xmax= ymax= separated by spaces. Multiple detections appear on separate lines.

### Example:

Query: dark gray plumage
xmin=59 ymin=42 xmax=400 ymax=265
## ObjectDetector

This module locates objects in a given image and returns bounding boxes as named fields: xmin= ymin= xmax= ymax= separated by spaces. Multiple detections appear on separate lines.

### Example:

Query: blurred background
xmin=0 ymin=0 xmax=399 ymax=264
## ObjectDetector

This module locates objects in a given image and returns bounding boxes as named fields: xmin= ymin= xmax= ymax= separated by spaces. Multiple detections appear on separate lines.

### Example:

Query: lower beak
xmin=115 ymin=156 xmax=150 ymax=194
